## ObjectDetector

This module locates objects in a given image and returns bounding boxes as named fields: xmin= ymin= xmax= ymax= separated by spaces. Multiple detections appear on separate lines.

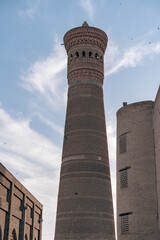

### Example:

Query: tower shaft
xmin=54 ymin=22 xmax=115 ymax=240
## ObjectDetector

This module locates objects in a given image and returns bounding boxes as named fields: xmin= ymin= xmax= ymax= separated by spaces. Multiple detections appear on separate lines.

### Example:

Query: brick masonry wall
xmin=54 ymin=23 xmax=115 ymax=240
xmin=0 ymin=163 xmax=43 ymax=240
xmin=117 ymin=101 xmax=159 ymax=240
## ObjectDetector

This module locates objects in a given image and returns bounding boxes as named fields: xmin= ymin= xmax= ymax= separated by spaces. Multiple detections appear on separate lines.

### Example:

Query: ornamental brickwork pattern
xmin=54 ymin=22 xmax=115 ymax=240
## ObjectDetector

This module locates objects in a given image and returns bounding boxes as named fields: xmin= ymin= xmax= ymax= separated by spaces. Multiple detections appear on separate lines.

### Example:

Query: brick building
xmin=117 ymin=87 xmax=160 ymax=239
xmin=54 ymin=22 xmax=115 ymax=239
xmin=0 ymin=163 xmax=43 ymax=240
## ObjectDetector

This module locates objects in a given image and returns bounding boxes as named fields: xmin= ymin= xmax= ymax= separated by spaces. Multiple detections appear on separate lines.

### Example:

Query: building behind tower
xmin=0 ymin=163 xmax=43 ymax=240
xmin=117 ymin=87 xmax=160 ymax=240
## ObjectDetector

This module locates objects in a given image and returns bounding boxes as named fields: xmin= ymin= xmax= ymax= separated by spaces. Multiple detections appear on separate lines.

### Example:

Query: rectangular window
xmin=121 ymin=215 xmax=129 ymax=234
xmin=119 ymin=167 xmax=130 ymax=189
xmin=120 ymin=170 xmax=128 ymax=189
xmin=119 ymin=133 xmax=127 ymax=153
xmin=119 ymin=212 xmax=132 ymax=234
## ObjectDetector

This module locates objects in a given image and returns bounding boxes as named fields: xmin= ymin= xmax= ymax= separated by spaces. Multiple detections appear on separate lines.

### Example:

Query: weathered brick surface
xmin=54 ymin=22 xmax=115 ymax=240
xmin=0 ymin=163 xmax=43 ymax=240
xmin=117 ymin=101 xmax=159 ymax=240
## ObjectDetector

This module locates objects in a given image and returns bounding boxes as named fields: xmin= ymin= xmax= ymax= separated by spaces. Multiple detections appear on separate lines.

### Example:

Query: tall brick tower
xmin=54 ymin=22 xmax=115 ymax=240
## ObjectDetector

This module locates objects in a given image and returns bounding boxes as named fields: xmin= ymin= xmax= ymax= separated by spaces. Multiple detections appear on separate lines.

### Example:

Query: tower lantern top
xmin=82 ymin=21 xmax=89 ymax=27
xmin=63 ymin=22 xmax=108 ymax=53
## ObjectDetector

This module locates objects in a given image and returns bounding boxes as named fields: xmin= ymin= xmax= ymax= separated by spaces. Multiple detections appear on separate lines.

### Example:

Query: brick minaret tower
xmin=54 ymin=22 xmax=115 ymax=240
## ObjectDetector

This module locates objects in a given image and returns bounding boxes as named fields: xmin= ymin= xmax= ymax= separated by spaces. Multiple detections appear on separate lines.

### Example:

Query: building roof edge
xmin=117 ymin=100 xmax=154 ymax=116
xmin=0 ymin=162 xmax=43 ymax=208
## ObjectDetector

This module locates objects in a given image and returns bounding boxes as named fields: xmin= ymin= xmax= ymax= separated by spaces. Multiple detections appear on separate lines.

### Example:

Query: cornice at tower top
xmin=63 ymin=22 xmax=108 ymax=53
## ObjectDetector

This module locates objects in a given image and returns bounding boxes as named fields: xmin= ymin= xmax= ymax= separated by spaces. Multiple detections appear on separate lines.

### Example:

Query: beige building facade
xmin=0 ymin=163 xmax=43 ymax=240
xmin=117 ymin=87 xmax=160 ymax=240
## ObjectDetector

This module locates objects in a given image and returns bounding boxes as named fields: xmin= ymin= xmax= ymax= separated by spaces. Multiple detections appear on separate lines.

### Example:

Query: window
xmin=95 ymin=53 xmax=99 ymax=59
xmin=75 ymin=51 xmax=79 ymax=58
xmin=121 ymin=215 xmax=129 ymax=234
xmin=119 ymin=133 xmax=127 ymax=153
xmin=11 ymin=229 xmax=17 ymax=240
xmin=120 ymin=170 xmax=128 ymax=189
xmin=119 ymin=167 xmax=130 ymax=189
xmin=119 ymin=212 xmax=132 ymax=234
xmin=89 ymin=51 xmax=93 ymax=57
xmin=70 ymin=54 xmax=73 ymax=60
xmin=82 ymin=51 xmax=86 ymax=57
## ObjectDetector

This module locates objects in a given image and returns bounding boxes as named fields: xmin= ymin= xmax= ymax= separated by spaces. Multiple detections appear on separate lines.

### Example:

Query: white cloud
xmin=18 ymin=37 xmax=68 ymax=238
xmin=21 ymin=37 xmax=67 ymax=110
xmin=0 ymin=108 xmax=60 ymax=167
xmin=18 ymin=0 xmax=41 ymax=19
xmin=105 ymin=41 xmax=160 ymax=76
xmin=22 ymin=172 xmax=60 ymax=240
xmin=105 ymin=40 xmax=119 ymax=68
xmin=37 ymin=113 xmax=64 ymax=136
xmin=0 ymin=106 xmax=62 ymax=240
xmin=79 ymin=0 xmax=95 ymax=19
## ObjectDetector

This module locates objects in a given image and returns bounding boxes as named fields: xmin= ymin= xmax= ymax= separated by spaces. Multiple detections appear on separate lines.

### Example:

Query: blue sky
xmin=0 ymin=0 xmax=160 ymax=239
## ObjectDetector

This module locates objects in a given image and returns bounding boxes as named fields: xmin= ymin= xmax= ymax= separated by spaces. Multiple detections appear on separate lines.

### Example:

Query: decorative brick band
xmin=68 ymin=68 xmax=104 ymax=85
xmin=69 ymin=79 xmax=102 ymax=87
xmin=64 ymin=25 xmax=108 ymax=53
